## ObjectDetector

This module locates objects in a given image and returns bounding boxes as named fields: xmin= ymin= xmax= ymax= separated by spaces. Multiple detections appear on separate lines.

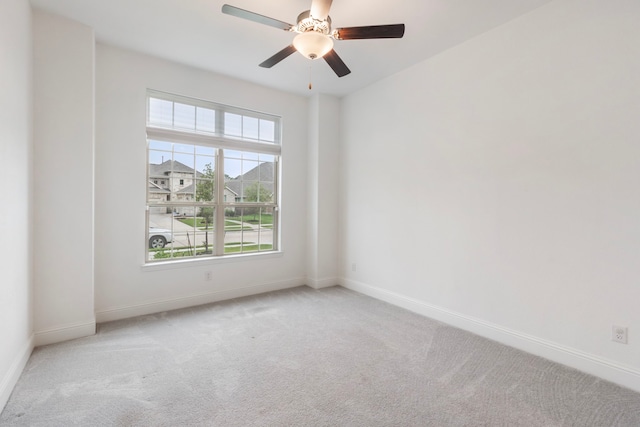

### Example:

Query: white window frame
xmin=145 ymin=90 xmax=281 ymax=263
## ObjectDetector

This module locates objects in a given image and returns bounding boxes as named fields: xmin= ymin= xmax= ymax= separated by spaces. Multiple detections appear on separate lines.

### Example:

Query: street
xmin=148 ymin=213 xmax=273 ymax=259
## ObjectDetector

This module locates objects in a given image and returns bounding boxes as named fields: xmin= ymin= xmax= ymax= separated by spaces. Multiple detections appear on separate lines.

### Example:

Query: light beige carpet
xmin=2 ymin=286 xmax=640 ymax=426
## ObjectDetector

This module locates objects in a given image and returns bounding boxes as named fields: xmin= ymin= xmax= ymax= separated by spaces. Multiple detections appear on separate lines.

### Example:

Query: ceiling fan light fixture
xmin=293 ymin=31 xmax=333 ymax=60
xmin=221 ymin=2 xmax=404 ymax=78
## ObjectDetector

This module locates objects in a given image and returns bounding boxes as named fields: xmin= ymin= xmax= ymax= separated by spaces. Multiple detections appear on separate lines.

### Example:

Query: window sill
xmin=141 ymin=250 xmax=284 ymax=272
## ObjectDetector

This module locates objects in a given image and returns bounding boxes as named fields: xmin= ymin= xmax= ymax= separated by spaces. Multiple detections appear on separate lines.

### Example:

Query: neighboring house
xmin=148 ymin=181 xmax=171 ymax=214
xmin=148 ymin=159 xmax=256 ymax=215
xmin=225 ymin=162 xmax=275 ymax=203
xmin=148 ymin=160 xmax=201 ymax=214
xmin=149 ymin=159 xmax=201 ymax=194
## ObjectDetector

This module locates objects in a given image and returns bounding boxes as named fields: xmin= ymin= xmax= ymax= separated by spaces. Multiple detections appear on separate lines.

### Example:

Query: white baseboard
xmin=307 ymin=276 xmax=338 ymax=289
xmin=96 ymin=277 xmax=306 ymax=323
xmin=34 ymin=320 xmax=96 ymax=347
xmin=0 ymin=335 xmax=34 ymax=412
xmin=341 ymin=278 xmax=640 ymax=393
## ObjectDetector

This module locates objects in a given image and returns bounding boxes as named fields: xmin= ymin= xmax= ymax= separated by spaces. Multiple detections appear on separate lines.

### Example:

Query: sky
xmin=148 ymin=141 xmax=274 ymax=180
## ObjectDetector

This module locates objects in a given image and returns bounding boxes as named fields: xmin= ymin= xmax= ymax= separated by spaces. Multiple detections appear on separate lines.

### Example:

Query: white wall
xmin=32 ymin=10 xmax=95 ymax=345
xmin=94 ymin=45 xmax=309 ymax=321
xmin=0 ymin=0 xmax=33 ymax=410
xmin=340 ymin=0 xmax=640 ymax=391
xmin=307 ymin=94 xmax=340 ymax=289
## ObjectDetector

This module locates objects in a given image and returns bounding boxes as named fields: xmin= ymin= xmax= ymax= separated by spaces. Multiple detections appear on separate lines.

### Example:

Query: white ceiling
xmin=29 ymin=0 xmax=553 ymax=97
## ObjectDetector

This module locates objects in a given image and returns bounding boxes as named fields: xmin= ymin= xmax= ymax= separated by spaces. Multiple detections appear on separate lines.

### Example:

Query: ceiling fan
xmin=221 ymin=0 xmax=405 ymax=78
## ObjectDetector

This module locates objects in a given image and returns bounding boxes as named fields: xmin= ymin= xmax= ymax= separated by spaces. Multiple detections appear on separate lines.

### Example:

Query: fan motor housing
xmin=296 ymin=10 xmax=331 ymax=34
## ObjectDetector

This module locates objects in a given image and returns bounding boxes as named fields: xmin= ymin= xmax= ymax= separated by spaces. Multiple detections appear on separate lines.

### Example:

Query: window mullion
xmin=214 ymin=148 xmax=225 ymax=256
xmin=273 ymin=157 xmax=279 ymax=251
xmin=216 ymin=106 xmax=225 ymax=135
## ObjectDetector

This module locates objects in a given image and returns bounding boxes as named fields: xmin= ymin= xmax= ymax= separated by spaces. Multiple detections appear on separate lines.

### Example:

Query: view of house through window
xmin=146 ymin=91 xmax=280 ymax=262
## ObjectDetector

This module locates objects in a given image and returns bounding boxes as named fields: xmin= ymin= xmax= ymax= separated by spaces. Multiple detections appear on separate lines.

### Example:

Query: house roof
xmin=149 ymin=160 xmax=202 ymax=177
xmin=149 ymin=160 xmax=273 ymax=199
xmin=176 ymin=184 xmax=195 ymax=194
xmin=225 ymin=162 xmax=274 ymax=198
xmin=148 ymin=181 xmax=170 ymax=194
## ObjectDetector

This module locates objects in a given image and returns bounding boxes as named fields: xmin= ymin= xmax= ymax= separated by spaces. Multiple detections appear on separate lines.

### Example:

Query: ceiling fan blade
xmin=323 ymin=49 xmax=351 ymax=77
xmin=310 ymin=0 xmax=333 ymax=20
xmin=334 ymin=24 xmax=405 ymax=40
xmin=222 ymin=4 xmax=293 ymax=31
xmin=259 ymin=45 xmax=297 ymax=68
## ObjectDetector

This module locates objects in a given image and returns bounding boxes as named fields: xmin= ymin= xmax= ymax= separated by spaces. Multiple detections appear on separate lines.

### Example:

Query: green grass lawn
xmin=224 ymin=243 xmax=273 ymax=254
xmin=239 ymin=213 xmax=273 ymax=225
xmin=178 ymin=217 xmax=212 ymax=228
xmin=178 ymin=217 xmax=253 ymax=230
xmin=224 ymin=224 xmax=253 ymax=231
xmin=151 ymin=242 xmax=273 ymax=259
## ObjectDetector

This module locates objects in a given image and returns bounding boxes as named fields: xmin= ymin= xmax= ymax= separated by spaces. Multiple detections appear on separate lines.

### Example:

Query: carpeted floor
xmin=2 ymin=286 xmax=640 ymax=426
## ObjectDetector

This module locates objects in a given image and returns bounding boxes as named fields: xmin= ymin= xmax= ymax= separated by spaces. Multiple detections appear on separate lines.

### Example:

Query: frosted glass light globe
xmin=293 ymin=31 xmax=334 ymax=60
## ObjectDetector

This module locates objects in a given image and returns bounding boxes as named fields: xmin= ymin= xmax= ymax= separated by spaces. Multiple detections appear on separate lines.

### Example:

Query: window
xmin=146 ymin=91 xmax=280 ymax=263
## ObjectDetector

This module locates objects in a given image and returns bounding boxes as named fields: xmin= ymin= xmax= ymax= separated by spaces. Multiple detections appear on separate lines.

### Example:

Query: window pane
xmin=257 ymin=207 xmax=275 ymax=252
xmin=195 ymin=145 xmax=215 ymax=156
xmin=242 ymin=152 xmax=259 ymax=161
xmin=148 ymin=140 xmax=172 ymax=151
xmin=242 ymin=160 xmax=259 ymax=177
xmin=173 ymin=152 xmax=195 ymax=170
xmin=177 ymin=182 xmax=195 ymax=200
xmin=195 ymin=156 xmax=215 ymax=175
xmin=259 ymin=119 xmax=275 ymax=142
xmin=220 ymin=157 xmax=276 ymax=204
xmin=172 ymin=212 xmax=197 ymax=257
xmin=252 ymin=181 xmax=274 ymax=202
xmin=259 ymin=153 xmax=275 ymax=163
xmin=149 ymin=150 xmax=169 ymax=170
xmin=148 ymin=182 xmax=170 ymax=204
xmin=224 ymin=113 xmax=242 ymax=137
xmin=225 ymin=150 xmax=243 ymax=160
xmin=243 ymin=181 xmax=272 ymax=202
xmin=224 ymin=158 xmax=242 ymax=180
xmin=196 ymin=107 xmax=215 ymax=133
xmin=243 ymin=116 xmax=259 ymax=140
xmin=224 ymin=208 xmax=274 ymax=254
xmin=149 ymin=98 xmax=173 ymax=126
xmin=173 ymin=143 xmax=194 ymax=155
xmin=195 ymin=178 xmax=215 ymax=202
xmin=174 ymin=103 xmax=196 ymax=130
xmin=195 ymin=156 xmax=216 ymax=202
xmin=148 ymin=208 xmax=175 ymax=260
xmin=194 ymin=230 xmax=214 ymax=255
xmin=258 ymin=162 xmax=275 ymax=183
xmin=147 ymin=207 xmax=219 ymax=261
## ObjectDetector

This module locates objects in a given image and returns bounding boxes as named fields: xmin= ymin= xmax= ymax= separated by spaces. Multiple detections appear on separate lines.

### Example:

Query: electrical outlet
xmin=612 ymin=325 xmax=628 ymax=344
xmin=205 ymin=271 xmax=212 ymax=281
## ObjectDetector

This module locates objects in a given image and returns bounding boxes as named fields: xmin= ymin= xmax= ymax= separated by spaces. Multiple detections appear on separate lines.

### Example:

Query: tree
xmin=243 ymin=182 xmax=273 ymax=220
xmin=195 ymin=163 xmax=215 ymax=253
xmin=244 ymin=182 xmax=273 ymax=203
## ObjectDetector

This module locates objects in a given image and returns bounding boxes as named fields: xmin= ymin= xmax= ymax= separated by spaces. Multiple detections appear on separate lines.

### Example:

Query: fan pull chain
xmin=308 ymin=62 xmax=313 ymax=90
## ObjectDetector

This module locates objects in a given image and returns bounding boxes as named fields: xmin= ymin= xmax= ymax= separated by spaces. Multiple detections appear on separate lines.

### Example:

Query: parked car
xmin=149 ymin=227 xmax=173 ymax=249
